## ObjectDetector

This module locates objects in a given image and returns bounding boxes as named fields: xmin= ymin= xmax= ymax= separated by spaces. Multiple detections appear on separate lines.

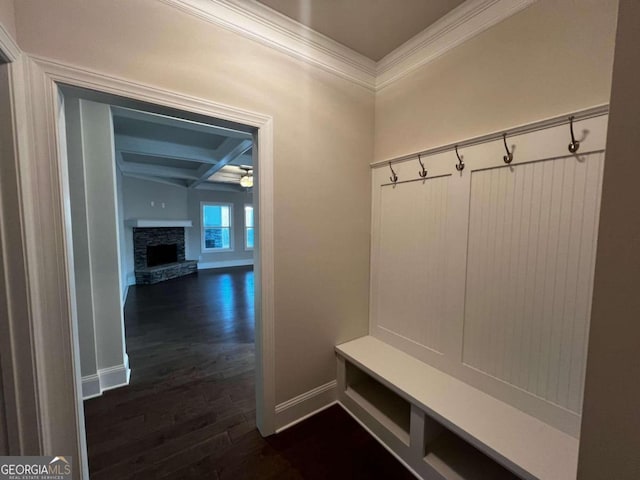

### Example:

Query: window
xmin=202 ymin=203 xmax=232 ymax=251
xmin=245 ymin=205 xmax=254 ymax=250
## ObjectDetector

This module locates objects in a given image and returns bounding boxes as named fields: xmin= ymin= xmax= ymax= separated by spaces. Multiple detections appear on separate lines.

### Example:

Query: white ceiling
xmin=112 ymin=107 xmax=254 ymax=192
xmin=255 ymin=0 xmax=466 ymax=61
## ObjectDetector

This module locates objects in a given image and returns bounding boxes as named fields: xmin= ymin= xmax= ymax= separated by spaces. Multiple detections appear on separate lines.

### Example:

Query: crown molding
xmin=0 ymin=20 xmax=21 ymax=63
xmin=158 ymin=0 xmax=377 ymax=90
xmin=146 ymin=0 xmax=536 ymax=92
xmin=375 ymin=0 xmax=537 ymax=90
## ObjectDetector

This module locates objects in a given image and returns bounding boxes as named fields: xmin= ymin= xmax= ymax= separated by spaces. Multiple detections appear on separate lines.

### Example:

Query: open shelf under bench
xmin=335 ymin=336 xmax=579 ymax=480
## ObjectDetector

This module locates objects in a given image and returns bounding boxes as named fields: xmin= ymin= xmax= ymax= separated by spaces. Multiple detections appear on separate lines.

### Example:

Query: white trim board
xmin=159 ymin=0 xmax=536 ymax=92
xmin=0 ymin=21 xmax=20 ymax=63
xmin=275 ymin=380 xmax=338 ymax=432
xmin=98 ymin=360 xmax=131 ymax=394
xmin=197 ymin=259 xmax=253 ymax=270
xmin=125 ymin=219 xmax=193 ymax=228
xmin=81 ymin=375 xmax=101 ymax=400
xmin=81 ymin=358 xmax=131 ymax=400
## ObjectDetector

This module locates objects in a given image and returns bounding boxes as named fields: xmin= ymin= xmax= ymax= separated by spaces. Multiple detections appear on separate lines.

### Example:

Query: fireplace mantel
xmin=125 ymin=219 xmax=193 ymax=228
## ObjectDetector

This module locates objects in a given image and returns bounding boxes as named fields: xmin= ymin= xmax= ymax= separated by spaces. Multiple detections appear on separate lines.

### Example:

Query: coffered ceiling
xmin=112 ymin=107 xmax=254 ymax=192
xmin=255 ymin=0 xmax=466 ymax=61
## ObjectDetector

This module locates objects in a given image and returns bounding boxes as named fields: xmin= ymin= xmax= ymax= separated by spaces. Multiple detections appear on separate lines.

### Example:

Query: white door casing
xmin=13 ymin=55 xmax=275 ymax=478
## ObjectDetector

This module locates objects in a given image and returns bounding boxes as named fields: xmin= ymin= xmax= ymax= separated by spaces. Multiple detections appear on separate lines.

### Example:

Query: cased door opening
xmin=59 ymin=85 xmax=262 ymax=478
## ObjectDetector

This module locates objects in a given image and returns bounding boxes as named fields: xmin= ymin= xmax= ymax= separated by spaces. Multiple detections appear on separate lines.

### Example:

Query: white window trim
xmin=201 ymin=201 xmax=234 ymax=252
xmin=244 ymin=204 xmax=254 ymax=251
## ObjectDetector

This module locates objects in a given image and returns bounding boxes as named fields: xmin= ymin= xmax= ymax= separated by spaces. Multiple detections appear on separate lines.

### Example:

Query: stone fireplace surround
xmin=133 ymin=227 xmax=197 ymax=284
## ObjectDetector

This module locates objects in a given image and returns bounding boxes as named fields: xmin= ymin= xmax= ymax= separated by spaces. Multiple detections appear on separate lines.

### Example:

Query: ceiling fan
xmin=239 ymin=166 xmax=253 ymax=188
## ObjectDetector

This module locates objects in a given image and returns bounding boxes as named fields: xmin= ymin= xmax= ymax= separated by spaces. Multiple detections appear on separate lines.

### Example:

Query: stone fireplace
xmin=133 ymin=227 xmax=197 ymax=284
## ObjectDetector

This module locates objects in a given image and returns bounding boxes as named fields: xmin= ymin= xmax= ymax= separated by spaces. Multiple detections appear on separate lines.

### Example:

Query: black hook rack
xmin=568 ymin=116 xmax=580 ymax=153
xmin=502 ymin=133 xmax=514 ymax=164
xmin=388 ymin=162 xmax=398 ymax=184
xmin=418 ymin=154 xmax=428 ymax=178
xmin=455 ymin=145 xmax=465 ymax=171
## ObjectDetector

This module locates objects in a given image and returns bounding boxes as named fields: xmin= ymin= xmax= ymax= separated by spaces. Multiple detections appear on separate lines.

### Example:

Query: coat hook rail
xmin=389 ymin=162 xmax=398 ymax=184
xmin=502 ymin=133 xmax=513 ymax=164
xmin=455 ymin=146 xmax=465 ymax=171
xmin=568 ymin=116 xmax=580 ymax=153
xmin=370 ymin=104 xmax=608 ymax=170
xmin=418 ymin=154 xmax=428 ymax=178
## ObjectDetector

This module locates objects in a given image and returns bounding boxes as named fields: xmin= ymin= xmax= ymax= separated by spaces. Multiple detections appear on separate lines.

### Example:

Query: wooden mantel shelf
xmin=125 ymin=219 xmax=193 ymax=228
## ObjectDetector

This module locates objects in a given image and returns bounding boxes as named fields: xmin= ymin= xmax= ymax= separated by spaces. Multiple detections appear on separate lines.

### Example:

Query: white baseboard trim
xmin=81 ymin=374 xmax=101 ymax=400
xmin=337 ymin=401 xmax=423 ymax=480
xmin=197 ymin=259 xmax=254 ymax=270
xmin=81 ymin=355 xmax=131 ymax=400
xmin=275 ymin=380 xmax=337 ymax=432
xmin=98 ymin=363 xmax=131 ymax=393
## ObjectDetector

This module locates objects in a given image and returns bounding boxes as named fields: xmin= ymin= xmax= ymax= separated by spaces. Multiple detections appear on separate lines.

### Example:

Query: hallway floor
xmin=83 ymin=267 xmax=414 ymax=479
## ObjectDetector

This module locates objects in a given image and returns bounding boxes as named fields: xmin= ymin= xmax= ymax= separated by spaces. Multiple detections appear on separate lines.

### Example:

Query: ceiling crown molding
xmin=375 ymin=0 xmax=536 ymax=90
xmin=159 ymin=0 xmax=537 ymax=92
xmin=0 ymin=20 xmax=21 ymax=62
xmin=158 ymin=0 xmax=377 ymax=90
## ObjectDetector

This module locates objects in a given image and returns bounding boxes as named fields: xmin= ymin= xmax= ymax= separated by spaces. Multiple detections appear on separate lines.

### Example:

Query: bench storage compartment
xmin=336 ymin=336 xmax=579 ymax=480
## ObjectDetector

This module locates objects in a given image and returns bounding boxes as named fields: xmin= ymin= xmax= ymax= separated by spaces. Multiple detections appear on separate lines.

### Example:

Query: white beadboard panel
xmin=368 ymin=112 xmax=609 ymax=435
xmin=463 ymin=152 xmax=604 ymax=413
xmin=376 ymin=176 xmax=451 ymax=354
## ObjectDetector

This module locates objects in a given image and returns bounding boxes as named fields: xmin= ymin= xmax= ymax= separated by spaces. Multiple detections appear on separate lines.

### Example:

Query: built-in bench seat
xmin=335 ymin=336 xmax=578 ymax=480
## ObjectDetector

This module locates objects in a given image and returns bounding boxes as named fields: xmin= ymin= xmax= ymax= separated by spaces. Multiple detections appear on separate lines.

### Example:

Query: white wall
xmin=0 ymin=0 xmax=15 ymax=40
xmin=578 ymin=0 xmax=640 ymax=476
xmin=122 ymin=175 xmax=188 ymax=220
xmin=14 ymin=0 xmax=373 ymax=405
xmin=186 ymin=188 xmax=254 ymax=268
xmin=115 ymin=168 xmax=128 ymax=300
xmin=65 ymin=97 xmax=129 ymax=392
xmin=65 ymin=97 xmax=98 ymax=379
xmin=80 ymin=100 xmax=126 ymax=373
xmin=374 ymin=0 xmax=618 ymax=162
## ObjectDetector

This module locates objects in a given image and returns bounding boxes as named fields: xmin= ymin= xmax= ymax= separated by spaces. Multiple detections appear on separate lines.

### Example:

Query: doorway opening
xmin=58 ymin=84 xmax=264 ymax=477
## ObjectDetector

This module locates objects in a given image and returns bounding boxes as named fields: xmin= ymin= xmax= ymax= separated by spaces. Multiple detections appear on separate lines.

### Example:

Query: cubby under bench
xmin=335 ymin=336 xmax=579 ymax=480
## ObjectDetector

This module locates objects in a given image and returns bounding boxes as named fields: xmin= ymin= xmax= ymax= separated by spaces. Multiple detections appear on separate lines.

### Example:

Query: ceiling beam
xmin=195 ymin=182 xmax=246 ymax=193
xmin=119 ymin=161 xmax=200 ymax=180
xmin=116 ymin=135 xmax=221 ymax=165
xmin=121 ymin=172 xmax=188 ymax=188
xmin=189 ymin=138 xmax=253 ymax=189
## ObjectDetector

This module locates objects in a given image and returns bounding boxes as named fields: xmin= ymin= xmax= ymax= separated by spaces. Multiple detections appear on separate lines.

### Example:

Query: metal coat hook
xmin=418 ymin=154 xmax=428 ymax=178
xmin=388 ymin=162 xmax=398 ymax=184
xmin=455 ymin=145 xmax=465 ymax=171
xmin=568 ymin=116 xmax=580 ymax=153
xmin=502 ymin=133 xmax=514 ymax=164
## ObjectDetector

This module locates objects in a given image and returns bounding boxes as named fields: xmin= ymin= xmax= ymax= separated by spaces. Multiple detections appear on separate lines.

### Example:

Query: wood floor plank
xmin=84 ymin=268 xmax=414 ymax=479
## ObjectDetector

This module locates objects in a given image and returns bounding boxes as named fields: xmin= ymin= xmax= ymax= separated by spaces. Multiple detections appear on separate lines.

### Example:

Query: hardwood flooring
xmin=84 ymin=268 xmax=414 ymax=479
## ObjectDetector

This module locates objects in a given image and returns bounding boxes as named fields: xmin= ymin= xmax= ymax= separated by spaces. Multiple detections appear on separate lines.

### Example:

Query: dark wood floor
xmin=84 ymin=268 xmax=414 ymax=479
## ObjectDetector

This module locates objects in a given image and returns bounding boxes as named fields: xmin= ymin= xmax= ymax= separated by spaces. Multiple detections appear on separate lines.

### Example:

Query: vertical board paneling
xmin=377 ymin=177 xmax=450 ymax=353
xmin=463 ymin=153 xmax=604 ymax=413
